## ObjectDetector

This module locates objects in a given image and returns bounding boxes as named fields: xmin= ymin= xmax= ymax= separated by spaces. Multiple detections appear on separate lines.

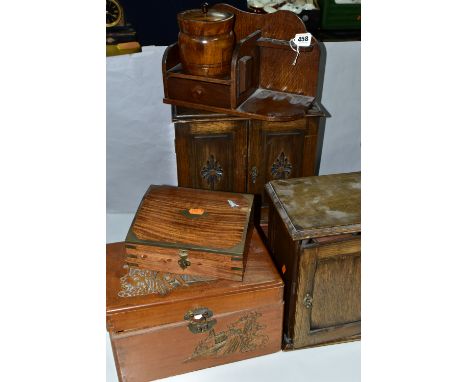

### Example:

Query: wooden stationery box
xmin=125 ymin=185 xmax=253 ymax=281
xmin=107 ymin=228 xmax=284 ymax=382
xmin=265 ymin=172 xmax=361 ymax=349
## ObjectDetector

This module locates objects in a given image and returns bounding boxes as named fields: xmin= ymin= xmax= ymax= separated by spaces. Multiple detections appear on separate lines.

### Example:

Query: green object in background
xmin=318 ymin=0 xmax=361 ymax=30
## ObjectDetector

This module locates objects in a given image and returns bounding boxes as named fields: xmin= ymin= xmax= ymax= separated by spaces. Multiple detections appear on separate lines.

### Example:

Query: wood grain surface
xmin=177 ymin=8 xmax=235 ymax=77
xmin=162 ymin=5 xmax=323 ymax=122
xmin=265 ymin=172 xmax=361 ymax=240
xmin=173 ymin=111 xmax=321 ymax=225
xmin=127 ymin=186 xmax=253 ymax=252
xmin=212 ymin=4 xmax=308 ymax=41
xmin=107 ymin=228 xmax=284 ymax=333
xmin=125 ymin=243 xmax=244 ymax=281
xmin=108 ymin=229 xmax=284 ymax=381
xmin=292 ymin=238 xmax=361 ymax=349
xmin=265 ymin=174 xmax=361 ymax=349
xmin=110 ymin=303 xmax=283 ymax=382
xmin=175 ymin=120 xmax=248 ymax=193
xmin=248 ymin=118 xmax=318 ymax=207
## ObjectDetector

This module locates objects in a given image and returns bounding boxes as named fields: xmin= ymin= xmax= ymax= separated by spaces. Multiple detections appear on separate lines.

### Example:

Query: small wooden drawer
xmin=167 ymin=76 xmax=231 ymax=109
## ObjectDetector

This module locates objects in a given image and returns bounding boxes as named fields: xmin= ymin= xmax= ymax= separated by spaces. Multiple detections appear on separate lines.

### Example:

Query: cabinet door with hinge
xmin=174 ymin=120 xmax=248 ymax=193
xmin=293 ymin=237 xmax=361 ymax=348
xmin=247 ymin=118 xmax=319 ymax=207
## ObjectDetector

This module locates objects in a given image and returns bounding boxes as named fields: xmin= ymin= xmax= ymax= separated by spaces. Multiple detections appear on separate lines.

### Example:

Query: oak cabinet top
xmin=265 ymin=172 xmax=361 ymax=240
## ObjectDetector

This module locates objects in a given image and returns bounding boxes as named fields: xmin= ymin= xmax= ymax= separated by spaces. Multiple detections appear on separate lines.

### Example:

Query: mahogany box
xmin=107 ymin=228 xmax=284 ymax=382
xmin=265 ymin=172 xmax=361 ymax=349
xmin=125 ymin=185 xmax=253 ymax=281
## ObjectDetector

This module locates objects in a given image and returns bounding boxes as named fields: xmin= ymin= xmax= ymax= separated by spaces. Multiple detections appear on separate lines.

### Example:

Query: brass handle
xmin=178 ymin=249 xmax=191 ymax=270
xmin=250 ymin=166 xmax=258 ymax=184
xmin=184 ymin=307 xmax=217 ymax=334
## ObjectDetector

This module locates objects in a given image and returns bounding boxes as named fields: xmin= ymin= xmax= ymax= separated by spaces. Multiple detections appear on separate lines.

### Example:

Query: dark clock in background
xmin=117 ymin=0 xmax=247 ymax=47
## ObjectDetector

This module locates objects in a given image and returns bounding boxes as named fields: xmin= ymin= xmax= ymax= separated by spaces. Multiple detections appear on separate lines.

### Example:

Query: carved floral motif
xmin=201 ymin=155 xmax=223 ymax=190
xmin=271 ymin=152 xmax=292 ymax=179
xmin=118 ymin=266 xmax=213 ymax=297
xmin=185 ymin=311 xmax=269 ymax=362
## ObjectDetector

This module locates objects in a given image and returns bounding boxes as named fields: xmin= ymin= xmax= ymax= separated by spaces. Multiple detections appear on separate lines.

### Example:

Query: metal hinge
xmin=303 ymin=293 xmax=312 ymax=309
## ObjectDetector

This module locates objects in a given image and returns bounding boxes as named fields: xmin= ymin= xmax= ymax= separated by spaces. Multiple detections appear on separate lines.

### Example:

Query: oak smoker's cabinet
xmin=172 ymin=106 xmax=324 ymax=222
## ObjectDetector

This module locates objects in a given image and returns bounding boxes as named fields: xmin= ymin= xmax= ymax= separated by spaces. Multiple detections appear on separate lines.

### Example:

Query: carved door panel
xmin=247 ymin=118 xmax=318 ymax=206
xmin=175 ymin=120 xmax=248 ymax=193
xmin=293 ymin=238 xmax=361 ymax=348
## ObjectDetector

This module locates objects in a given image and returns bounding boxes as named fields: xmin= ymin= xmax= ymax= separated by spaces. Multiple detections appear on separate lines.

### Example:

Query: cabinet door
xmin=247 ymin=118 xmax=319 ymax=206
xmin=293 ymin=238 xmax=361 ymax=348
xmin=175 ymin=120 xmax=248 ymax=193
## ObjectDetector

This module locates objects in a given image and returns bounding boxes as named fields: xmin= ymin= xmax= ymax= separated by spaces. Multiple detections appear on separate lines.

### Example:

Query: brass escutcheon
xmin=184 ymin=307 xmax=216 ymax=334
xmin=178 ymin=249 xmax=191 ymax=270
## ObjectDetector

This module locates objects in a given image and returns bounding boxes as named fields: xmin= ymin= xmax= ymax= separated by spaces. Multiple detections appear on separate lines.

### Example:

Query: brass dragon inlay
xmin=185 ymin=312 xmax=269 ymax=362
xmin=118 ymin=266 xmax=214 ymax=297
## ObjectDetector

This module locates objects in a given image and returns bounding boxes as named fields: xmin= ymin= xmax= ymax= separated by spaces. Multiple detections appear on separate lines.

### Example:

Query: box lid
xmin=265 ymin=172 xmax=361 ymax=240
xmin=107 ymin=228 xmax=283 ymax=332
xmin=126 ymin=186 xmax=253 ymax=257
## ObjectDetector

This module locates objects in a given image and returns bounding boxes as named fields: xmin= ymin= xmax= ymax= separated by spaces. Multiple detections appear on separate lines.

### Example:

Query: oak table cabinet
xmin=107 ymin=228 xmax=284 ymax=382
xmin=172 ymin=105 xmax=324 ymax=223
xmin=265 ymin=172 xmax=361 ymax=349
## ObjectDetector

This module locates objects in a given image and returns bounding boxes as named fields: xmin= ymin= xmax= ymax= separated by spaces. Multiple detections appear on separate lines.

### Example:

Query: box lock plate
xmin=184 ymin=307 xmax=216 ymax=334
xmin=178 ymin=249 xmax=191 ymax=270
xmin=303 ymin=293 xmax=312 ymax=309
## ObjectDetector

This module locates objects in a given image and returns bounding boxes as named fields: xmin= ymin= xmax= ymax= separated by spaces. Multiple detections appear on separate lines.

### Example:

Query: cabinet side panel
xmin=267 ymin=195 xmax=300 ymax=343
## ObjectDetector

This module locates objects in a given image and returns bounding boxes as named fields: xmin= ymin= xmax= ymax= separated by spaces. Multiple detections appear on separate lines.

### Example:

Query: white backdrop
xmin=106 ymin=42 xmax=361 ymax=213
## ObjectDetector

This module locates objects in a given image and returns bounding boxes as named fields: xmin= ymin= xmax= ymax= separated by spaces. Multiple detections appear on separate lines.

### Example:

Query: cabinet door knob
xmin=250 ymin=166 xmax=258 ymax=184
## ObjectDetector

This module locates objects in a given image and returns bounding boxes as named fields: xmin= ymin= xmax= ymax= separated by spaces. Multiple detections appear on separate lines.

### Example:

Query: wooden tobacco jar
xmin=125 ymin=185 xmax=253 ymax=281
xmin=265 ymin=172 xmax=361 ymax=349
xmin=107 ymin=228 xmax=284 ymax=382
xmin=177 ymin=4 xmax=235 ymax=78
